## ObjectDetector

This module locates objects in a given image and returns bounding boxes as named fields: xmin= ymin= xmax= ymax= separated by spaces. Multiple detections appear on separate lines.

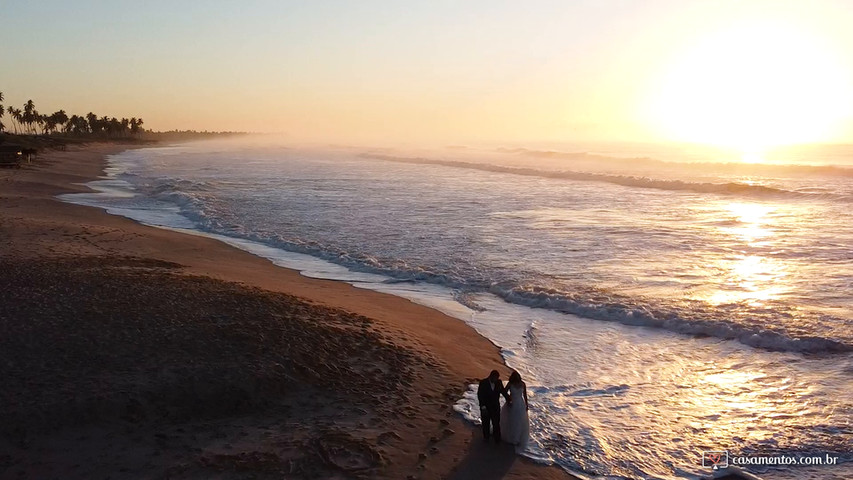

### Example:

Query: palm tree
xmin=39 ymin=113 xmax=52 ymax=135
xmin=45 ymin=110 xmax=68 ymax=135
xmin=22 ymin=100 xmax=34 ymax=134
xmin=86 ymin=112 xmax=99 ymax=135
xmin=15 ymin=109 xmax=24 ymax=134
xmin=42 ymin=115 xmax=53 ymax=135
xmin=21 ymin=100 xmax=38 ymax=134
xmin=112 ymin=117 xmax=123 ymax=137
xmin=119 ymin=118 xmax=129 ymax=138
xmin=9 ymin=107 xmax=22 ymax=134
xmin=45 ymin=114 xmax=58 ymax=135
xmin=57 ymin=110 xmax=68 ymax=132
xmin=34 ymin=111 xmax=45 ymax=135
xmin=64 ymin=115 xmax=77 ymax=134
xmin=100 ymin=116 xmax=111 ymax=137
xmin=0 ymin=91 xmax=4 ymax=133
xmin=77 ymin=115 xmax=90 ymax=134
xmin=65 ymin=115 xmax=88 ymax=135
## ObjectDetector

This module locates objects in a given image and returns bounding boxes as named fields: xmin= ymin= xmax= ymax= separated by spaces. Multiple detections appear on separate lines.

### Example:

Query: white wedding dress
xmin=500 ymin=383 xmax=530 ymax=449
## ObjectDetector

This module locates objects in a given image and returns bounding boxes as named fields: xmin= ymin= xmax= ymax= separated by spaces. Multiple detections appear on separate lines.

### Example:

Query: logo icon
xmin=703 ymin=451 xmax=729 ymax=470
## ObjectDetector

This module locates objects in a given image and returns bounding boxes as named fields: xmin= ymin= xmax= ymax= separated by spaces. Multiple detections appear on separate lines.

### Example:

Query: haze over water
xmin=65 ymin=139 xmax=853 ymax=479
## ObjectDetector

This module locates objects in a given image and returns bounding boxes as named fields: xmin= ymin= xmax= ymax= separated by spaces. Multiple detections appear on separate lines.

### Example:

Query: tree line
xmin=0 ymin=92 xmax=144 ymax=138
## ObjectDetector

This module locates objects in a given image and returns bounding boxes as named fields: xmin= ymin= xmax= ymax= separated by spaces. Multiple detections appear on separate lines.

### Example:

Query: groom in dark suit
xmin=477 ymin=370 xmax=510 ymax=443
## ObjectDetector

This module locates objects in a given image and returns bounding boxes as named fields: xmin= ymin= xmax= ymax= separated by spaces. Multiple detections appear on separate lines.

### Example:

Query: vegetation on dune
xmin=0 ymin=90 xmax=246 ymax=149
xmin=0 ymin=92 xmax=144 ymax=139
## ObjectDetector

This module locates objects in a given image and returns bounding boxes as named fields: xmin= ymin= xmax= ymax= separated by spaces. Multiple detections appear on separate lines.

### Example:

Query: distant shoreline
xmin=0 ymin=130 xmax=248 ymax=151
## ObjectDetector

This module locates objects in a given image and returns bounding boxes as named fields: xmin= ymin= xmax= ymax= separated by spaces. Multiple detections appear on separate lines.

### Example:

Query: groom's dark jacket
xmin=477 ymin=378 xmax=508 ymax=411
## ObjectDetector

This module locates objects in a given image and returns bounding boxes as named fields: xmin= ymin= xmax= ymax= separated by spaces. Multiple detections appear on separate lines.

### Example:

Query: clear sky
xmin=3 ymin=0 xmax=853 ymax=148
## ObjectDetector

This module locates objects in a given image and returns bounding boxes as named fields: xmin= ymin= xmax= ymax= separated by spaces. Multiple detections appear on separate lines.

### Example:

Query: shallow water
xmin=62 ymin=140 xmax=852 ymax=479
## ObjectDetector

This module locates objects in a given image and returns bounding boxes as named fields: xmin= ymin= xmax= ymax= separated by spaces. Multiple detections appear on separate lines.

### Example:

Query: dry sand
xmin=0 ymin=143 xmax=579 ymax=479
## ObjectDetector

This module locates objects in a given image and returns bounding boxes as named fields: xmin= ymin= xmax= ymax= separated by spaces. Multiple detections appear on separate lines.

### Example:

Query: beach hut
xmin=0 ymin=145 xmax=23 ymax=168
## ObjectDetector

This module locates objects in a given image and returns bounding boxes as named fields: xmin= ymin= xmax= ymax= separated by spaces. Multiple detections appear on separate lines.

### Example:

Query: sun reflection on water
xmin=722 ymin=202 xmax=774 ymax=244
xmin=647 ymin=356 xmax=818 ymax=452
xmin=691 ymin=202 xmax=795 ymax=307
xmin=706 ymin=255 xmax=789 ymax=306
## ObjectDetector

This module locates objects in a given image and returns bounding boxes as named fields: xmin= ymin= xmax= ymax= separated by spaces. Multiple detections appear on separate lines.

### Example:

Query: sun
xmin=644 ymin=20 xmax=853 ymax=155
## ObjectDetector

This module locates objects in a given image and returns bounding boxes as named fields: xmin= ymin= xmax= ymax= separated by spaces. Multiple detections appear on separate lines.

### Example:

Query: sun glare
xmin=740 ymin=150 xmax=765 ymax=164
xmin=645 ymin=21 xmax=853 ymax=154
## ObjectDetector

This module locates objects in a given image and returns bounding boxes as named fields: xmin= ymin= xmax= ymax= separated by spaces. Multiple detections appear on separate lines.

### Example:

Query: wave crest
xmin=491 ymin=285 xmax=851 ymax=354
xmin=362 ymin=154 xmax=845 ymax=199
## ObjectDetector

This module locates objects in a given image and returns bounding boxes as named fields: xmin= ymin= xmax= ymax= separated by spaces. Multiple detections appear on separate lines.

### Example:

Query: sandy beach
xmin=0 ymin=143 xmax=578 ymax=479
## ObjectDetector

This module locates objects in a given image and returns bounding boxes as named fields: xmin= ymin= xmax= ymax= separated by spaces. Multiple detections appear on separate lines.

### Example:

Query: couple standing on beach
xmin=478 ymin=370 xmax=529 ymax=449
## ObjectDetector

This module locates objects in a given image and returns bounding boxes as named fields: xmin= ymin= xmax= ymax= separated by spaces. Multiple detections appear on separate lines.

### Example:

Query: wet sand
xmin=0 ymin=143 xmax=578 ymax=479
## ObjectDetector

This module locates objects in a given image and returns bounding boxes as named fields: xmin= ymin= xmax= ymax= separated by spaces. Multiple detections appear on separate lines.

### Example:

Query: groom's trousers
xmin=481 ymin=405 xmax=501 ymax=442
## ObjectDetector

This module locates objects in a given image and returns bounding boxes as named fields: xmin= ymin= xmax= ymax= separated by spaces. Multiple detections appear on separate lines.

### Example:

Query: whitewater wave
xmin=362 ymin=154 xmax=846 ymax=199
xmin=139 ymin=177 xmax=852 ymax=355
xmin=143 ymin=178 xmax=851 ymax=355
xmin=452 ymin=290 xmax=487 ymax=312
xmin=490 ymin=285 xmax=851 ymax=355
xmin=522 ymin=321 xmax=539 ymax=352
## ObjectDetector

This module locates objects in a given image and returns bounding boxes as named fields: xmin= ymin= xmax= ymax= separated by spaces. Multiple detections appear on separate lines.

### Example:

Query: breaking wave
xmin=132 ymin=177 xmax=853 ymax=355
xmin=362 ymin=154 xmax=848 ymax=199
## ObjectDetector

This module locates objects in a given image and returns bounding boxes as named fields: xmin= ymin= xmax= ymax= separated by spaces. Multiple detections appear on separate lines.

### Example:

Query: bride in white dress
xmin=500 ymin=371 xmax=530 ymax=449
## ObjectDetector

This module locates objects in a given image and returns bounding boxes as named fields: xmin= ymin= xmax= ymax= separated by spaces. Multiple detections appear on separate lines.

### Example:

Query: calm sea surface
xmin=63 ymin=140 xmax=853 ymax=479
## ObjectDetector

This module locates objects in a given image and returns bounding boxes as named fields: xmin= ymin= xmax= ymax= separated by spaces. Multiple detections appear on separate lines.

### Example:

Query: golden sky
xmin=3 ymin=1 xmax=853 ymax=148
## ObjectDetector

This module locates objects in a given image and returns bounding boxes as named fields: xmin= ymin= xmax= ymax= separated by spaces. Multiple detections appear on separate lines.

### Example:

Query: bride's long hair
xmin=509 ymin=371 xmax=522 ymax=385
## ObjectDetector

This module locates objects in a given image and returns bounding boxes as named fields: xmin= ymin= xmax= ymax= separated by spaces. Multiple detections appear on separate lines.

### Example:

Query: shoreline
xmin=0 ymin=143 xmax=578 ymax=479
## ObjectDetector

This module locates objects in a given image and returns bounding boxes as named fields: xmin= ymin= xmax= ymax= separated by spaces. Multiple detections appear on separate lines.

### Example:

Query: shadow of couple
xmin=447 ymin=427 xmax=519 ymax=480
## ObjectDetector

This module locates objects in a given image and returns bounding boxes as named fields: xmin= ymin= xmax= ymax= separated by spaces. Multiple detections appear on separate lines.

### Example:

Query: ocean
xmin=61 ymin=139 xmax=852 ymax=480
